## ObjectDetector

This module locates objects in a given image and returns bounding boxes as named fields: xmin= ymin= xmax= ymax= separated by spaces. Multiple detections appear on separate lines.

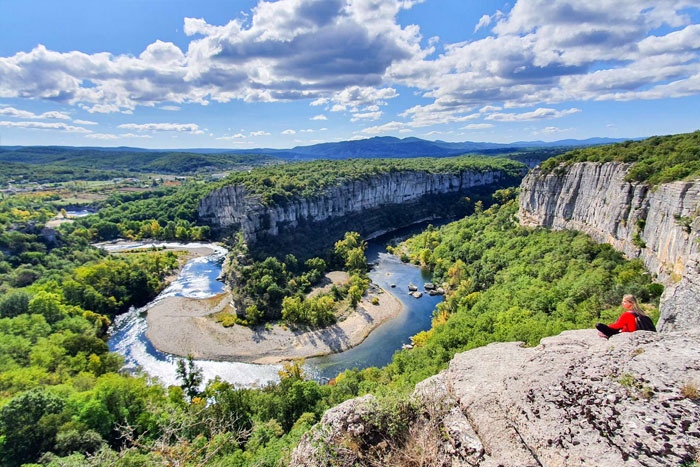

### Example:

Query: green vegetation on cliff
xmin=540 ymin=131 xmax=700 ymax=185
xmin=0 ymin=185 xmax=662 ymax=466
xmin=227 ymin=232 xmax=370 ymax=326
xmin=214 ymin=156 xmax=526 ymax=205
xmin=389 ymin=190 xmax=660 ymax=385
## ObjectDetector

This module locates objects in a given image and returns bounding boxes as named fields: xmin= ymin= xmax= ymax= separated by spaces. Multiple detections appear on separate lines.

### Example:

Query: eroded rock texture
xmin=519 ymin=163 xmax=700 ymax=332
xmin=198 ymin=170 xmax=515 ymax=244
xmin=291 ymin=329 xmax=700 ymax=466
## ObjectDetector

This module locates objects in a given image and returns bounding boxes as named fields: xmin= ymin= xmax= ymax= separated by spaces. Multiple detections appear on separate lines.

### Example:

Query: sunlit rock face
xmin=198 ymin=169 xmax=515 ymax=244
xmin=519 ymin=162 xmax=700 ymax=332
xmin=291 ymin=329 xmax=700 ymax=466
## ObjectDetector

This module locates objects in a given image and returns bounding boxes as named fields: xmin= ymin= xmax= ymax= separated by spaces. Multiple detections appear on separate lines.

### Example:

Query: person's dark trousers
xmin=596 ymin=323 xmax=620 ymax=338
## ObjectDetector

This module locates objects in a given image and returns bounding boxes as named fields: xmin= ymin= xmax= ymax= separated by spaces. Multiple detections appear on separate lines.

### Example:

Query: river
xmin=107 ymin=225 xmax=444 ymax=388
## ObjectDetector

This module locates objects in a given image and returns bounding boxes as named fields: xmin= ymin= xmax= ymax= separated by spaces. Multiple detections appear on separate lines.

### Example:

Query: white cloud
xmin=1 ymin=0 xmax=699 ymax=127
xmin=0 ymin=1 xmax=426 ymax=113
xmin=311 ymin=114 xmax=327 ymax=120
xmin=0 ymin=107 xmax=70 ymax=120
xmin=536 ymin=126 xmax=570 ymax=134
xmin=160 ymin=105 xmax=182 ymax=111
xmin=485 ymin=107 xmax=580 ymax=122
xmin=462 ymin=123 xmax=494 ymax=130
xmin=473 ymin=10 xmax=504 ymax=33
xmin=216 ymin=134 xmax=247 ymax=140
xmin=321 ymin=86 xmax=400 ymax=113
xmin=85 ymin=132 xmax=153 ymax=139
xmin=117 ymin=122 xmax=202 ymax=133
xmin=479 ymin=105 xmax=501 ymax=113
xmin=250 ymin=130 xmax=271 ymax=136
xmin=40 ymin=111 xmax=71 ymax=120
xmin=73 ymin=119 xmax=98 ymax=125
xmin=361 ymin=121 xmax=406 ymax=134
xmin=389 ymin=1 xmax=700 ymax=127
xmin=300 ymin=129 xmax=314 ymax=133
xmin=120 ymin=133 xmax=153 ymax=138
xmin=281 ymin=129 xmax=296 ymax=135
xmin=85 ymin=133 xmax=119 ymax=140
xmin=350 ymin=111 xmax=382 ymax=122
xmin=0 ymin=120 xmax=91 ymax=132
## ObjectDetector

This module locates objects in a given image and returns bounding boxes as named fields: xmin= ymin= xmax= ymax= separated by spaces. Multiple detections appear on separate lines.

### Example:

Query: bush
xmin=0 ymin=290 xmax=30 ymax=318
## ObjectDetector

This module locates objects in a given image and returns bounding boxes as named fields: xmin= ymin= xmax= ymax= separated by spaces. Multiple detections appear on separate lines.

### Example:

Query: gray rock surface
xmin=291 ymin=329 xmax=700 ymax=466
xmin=519 ymin=163 xmax=700 ymax=331
xmin=199 ymin=170 xmax=512 ymax=243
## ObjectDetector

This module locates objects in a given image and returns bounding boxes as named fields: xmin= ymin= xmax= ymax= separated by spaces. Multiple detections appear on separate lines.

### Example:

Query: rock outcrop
xmin=519 ymin=163 xmax=700 ymax=331
xmin=291 ymin=328 xmax=700 ymax=466
xmin=198 ymin=170 xmax=517 ymax=245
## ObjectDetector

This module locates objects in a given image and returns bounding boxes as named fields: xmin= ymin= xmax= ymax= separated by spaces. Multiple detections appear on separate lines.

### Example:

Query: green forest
xmin=214 ymin=156 xmax=525 ymax=205
xmin=0 ymin=147 xmax=276 ymax=177
xmin=74 ymin=155 xmax=525 ymax=244
xmin=225 ymin=231 xmax=370 ymax=325
xmin=0 ymin=179 xmax=663 ymax=465
xmin=74 ymin=183 xmax=213 ymax=242
xmin=540 ymin=131 xmax=700 ymax=185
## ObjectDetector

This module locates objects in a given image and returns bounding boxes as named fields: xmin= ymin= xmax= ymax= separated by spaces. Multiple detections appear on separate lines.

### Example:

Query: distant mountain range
xmin=0 ymin=136 xmax=635 ymax=161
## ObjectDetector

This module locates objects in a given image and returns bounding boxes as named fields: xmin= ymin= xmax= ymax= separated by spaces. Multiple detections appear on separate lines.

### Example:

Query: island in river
xmin=145 ymin=277 xmax=404 ymax=364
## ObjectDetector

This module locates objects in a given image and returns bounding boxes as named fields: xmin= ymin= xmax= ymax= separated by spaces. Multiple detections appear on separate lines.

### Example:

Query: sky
xmin=1 ymin=0 xmax=700 ymax=149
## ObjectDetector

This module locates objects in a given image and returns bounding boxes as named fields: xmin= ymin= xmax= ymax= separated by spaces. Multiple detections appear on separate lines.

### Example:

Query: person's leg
xmin=596 ymin=323 xmax=620 ymax=338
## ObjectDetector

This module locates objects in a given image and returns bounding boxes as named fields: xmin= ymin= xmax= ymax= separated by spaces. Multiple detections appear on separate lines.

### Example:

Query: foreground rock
xmin=519 ymin=163 xmax=700 ymax=331
xmin=291 ymin=328 xmax=700 ymax=466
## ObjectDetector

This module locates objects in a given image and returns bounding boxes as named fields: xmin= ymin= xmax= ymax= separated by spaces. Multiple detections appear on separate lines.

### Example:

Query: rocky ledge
xmin=291 ymin=328 xmax=700 ymax=466
xmin=519 ymin=162 xmax=700 ymax=331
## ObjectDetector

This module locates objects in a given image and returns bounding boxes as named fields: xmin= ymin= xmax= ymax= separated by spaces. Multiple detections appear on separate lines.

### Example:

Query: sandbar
xmin=145 ymin=285 xmax=404 ymax=364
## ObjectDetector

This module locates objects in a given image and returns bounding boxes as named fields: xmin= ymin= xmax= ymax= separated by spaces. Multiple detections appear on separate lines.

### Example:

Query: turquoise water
xmin=307 ymin=227 xmax=443 ymax=380
xmin=106 ymin=224 xmax=445 ymax=387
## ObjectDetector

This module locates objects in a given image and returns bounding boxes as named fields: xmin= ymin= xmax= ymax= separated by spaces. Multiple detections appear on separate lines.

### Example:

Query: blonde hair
xmin=623 ymin=294 xmax=646 ymax=316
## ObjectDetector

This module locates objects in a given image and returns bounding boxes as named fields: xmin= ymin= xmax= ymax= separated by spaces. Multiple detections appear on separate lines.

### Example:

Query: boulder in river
xmin=424 ymin=282 xmax=435 ymax=290
xmin=408 ymin=284 xmax=418 ymax=292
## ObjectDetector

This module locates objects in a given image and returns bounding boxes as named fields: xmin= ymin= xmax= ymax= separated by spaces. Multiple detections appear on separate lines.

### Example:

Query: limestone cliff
xmin=291 ymin=329 xmax=700 ymax=466
xmin=519 ymin=163 xmax=700 ymax=332
xmin=198 ymin=170 xmax=517 ymax=245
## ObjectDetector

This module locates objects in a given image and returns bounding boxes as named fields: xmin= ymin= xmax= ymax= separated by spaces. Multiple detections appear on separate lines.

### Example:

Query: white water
xmin=105 ymin=227 xmax=443 ymax=388
xmin=106 ymin=242 xmax=281 ymax=388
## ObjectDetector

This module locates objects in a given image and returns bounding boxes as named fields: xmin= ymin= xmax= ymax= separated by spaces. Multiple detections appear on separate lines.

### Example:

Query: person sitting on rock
xmin=596 ymin=294 xmax=647 ymax=338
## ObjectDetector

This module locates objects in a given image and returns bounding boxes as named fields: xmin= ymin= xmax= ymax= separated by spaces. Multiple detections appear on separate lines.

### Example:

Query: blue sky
xmin=1 ymin=0 xmax=699 ymax=149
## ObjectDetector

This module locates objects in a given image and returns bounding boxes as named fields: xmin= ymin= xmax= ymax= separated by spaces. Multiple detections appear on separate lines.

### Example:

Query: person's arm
xmin=609 ymin=312 xmax=634 ymax=332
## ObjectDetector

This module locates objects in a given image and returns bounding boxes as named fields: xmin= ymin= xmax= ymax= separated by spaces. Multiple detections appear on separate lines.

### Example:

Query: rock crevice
xmin=291 ymin=329 xmax=700 ymax=466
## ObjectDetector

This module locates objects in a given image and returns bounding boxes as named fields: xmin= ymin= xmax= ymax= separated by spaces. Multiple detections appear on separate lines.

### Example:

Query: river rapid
xmin=107 ymin=225 xmax=444 ymax=388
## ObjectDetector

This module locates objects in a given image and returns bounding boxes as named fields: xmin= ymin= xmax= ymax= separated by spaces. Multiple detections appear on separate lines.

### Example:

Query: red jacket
xmin=609 ymin=311 xmax=637 ymax=333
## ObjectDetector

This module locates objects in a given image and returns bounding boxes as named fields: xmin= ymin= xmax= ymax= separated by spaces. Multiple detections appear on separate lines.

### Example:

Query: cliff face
xmin=292 ymin=329 xmax=700 ymax=466
xmin=519 ymin=163 xmax=700 ymax=332
xmin=198 ymin=170 xmax=514 ymax=244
